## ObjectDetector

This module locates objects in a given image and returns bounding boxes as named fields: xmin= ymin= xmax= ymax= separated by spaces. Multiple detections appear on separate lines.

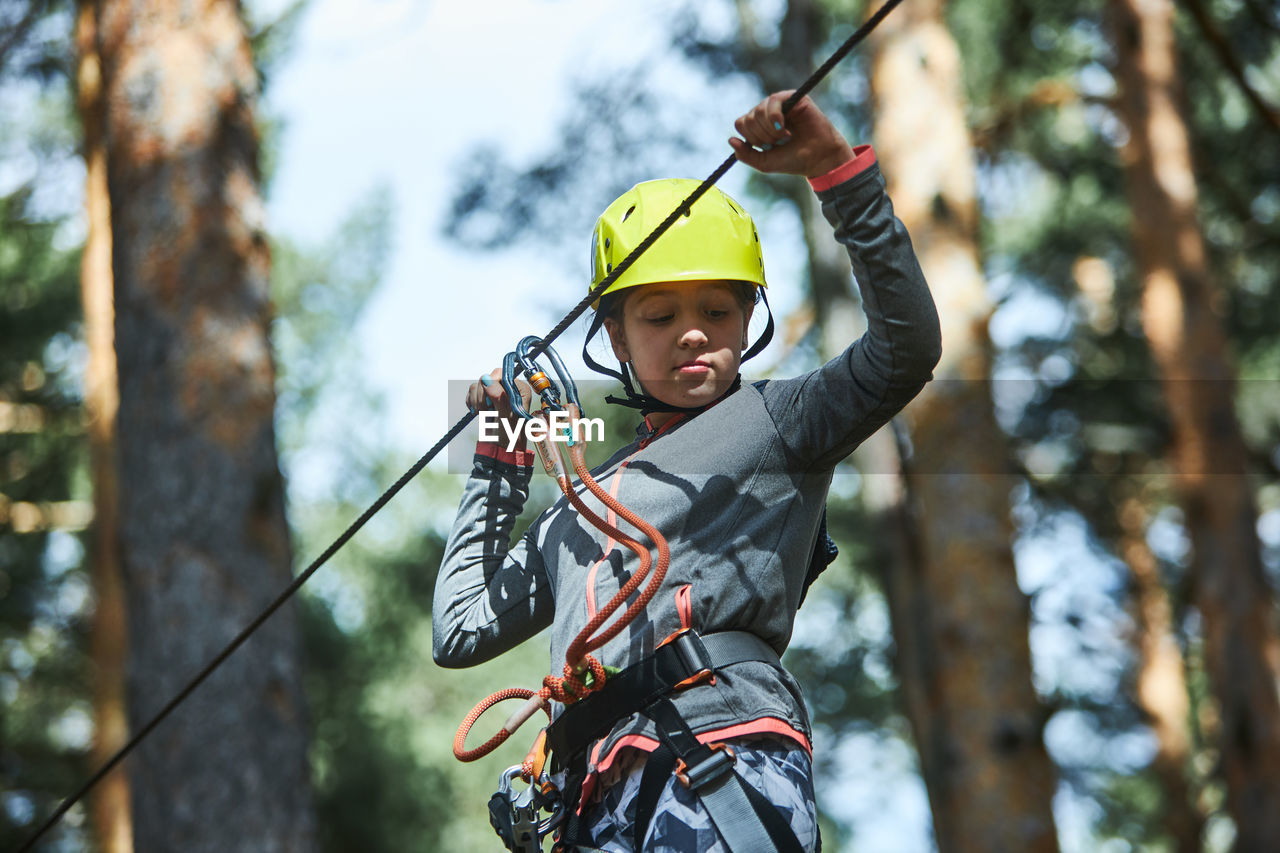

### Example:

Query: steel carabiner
xmin=488 ymin=764 xmax=565 ymax=852
xmin=501 ymin=336 xmax=582 ymax=421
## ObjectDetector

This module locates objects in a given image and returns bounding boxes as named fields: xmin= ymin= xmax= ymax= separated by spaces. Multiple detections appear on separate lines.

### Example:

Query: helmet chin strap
xmin=605 ymin=369 xmax=744 ymax=416
xmin=582 ymin=289 xmax=775 ymax=416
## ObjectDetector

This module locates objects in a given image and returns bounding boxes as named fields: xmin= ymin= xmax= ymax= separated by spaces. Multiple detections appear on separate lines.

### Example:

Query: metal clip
xmin=502 ymin=336 xmax=582 ymax=421
xmin=488 ymin=765 xmax=565 ymax=852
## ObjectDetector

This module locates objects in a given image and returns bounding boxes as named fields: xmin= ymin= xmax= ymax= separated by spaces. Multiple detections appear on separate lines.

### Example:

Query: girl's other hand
xmin=729 ymin=90 xmax=853 ymax=179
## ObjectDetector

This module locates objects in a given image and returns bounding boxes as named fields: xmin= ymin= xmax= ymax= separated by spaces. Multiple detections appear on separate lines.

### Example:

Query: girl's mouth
xmin=676 ymin=360 xmax=711 ymax=374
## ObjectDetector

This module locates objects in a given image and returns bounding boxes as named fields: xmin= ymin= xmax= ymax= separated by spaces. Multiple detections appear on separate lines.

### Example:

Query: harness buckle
xmin=675 ymin=742 xmax=736 ymax=790
xmin=657 ymin=628 xmax=716 ymax=691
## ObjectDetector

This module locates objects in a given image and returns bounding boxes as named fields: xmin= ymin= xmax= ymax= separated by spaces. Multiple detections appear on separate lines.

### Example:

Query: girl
xmin=435 ymin=91 xmax=941 ymax=852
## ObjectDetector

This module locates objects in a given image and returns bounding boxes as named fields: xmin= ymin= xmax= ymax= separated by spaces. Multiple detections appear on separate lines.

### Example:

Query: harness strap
xmin=546 ymin=629 xmax=784 ymax=765
xmin=632 ymin=745 xmax=678 ymax=849
xmin=644 ymin=697 xmax=806 ymax=853
xmin=548 ymin=630 xmax=806 ymax=852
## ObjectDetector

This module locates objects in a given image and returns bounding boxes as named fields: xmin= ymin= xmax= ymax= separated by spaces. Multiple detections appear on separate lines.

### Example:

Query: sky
xmin=262 ymin=0 xmax=608 ymax=455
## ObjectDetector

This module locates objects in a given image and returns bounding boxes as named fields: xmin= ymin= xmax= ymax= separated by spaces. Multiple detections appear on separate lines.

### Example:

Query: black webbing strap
xmin=643 ymin=696 xmax=806 ymax=853
xmin=546 ymin=629 xmax=783 ymax=768
xmin=633 ymin=745 xmax=679 ymax=848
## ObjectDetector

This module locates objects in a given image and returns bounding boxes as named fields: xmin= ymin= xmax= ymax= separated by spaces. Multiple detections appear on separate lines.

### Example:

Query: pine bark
xmin=75 ymin=2 xmax=132 ymax=849
xmin=1110 ymin=0 xmax=1280 ymax=847
xmin=94 ymin=1 xmax=318 ymax=849
xmin=1118 ymin=496 xmax=1203 ymax=852
xmin=866 ymin=1 xmax=1059 ymax=849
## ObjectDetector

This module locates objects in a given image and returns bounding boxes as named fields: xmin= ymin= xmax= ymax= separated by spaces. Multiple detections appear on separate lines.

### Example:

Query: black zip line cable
xmin=18 ymin=1 xmax=903 ymax=848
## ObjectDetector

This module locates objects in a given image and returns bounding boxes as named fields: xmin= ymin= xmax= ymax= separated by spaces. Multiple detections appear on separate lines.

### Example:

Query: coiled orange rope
xmin=452 ymin=405 xmax=669 ymax=765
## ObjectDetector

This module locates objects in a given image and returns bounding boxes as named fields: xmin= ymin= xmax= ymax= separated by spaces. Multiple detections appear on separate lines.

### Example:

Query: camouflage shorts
xmin=579 ymin=735 xmax=820 ymax=852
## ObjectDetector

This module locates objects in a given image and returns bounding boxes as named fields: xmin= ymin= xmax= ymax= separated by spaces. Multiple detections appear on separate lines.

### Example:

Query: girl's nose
xmin=678 ymin=325 xmax=709 ymax=348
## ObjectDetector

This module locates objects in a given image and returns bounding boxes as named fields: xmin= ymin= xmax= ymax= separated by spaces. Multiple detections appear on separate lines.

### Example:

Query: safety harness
xmin=456 ymin=338 xmax=812 ymax=853
xmin=547 ymin=629 xmax=806 ymax=853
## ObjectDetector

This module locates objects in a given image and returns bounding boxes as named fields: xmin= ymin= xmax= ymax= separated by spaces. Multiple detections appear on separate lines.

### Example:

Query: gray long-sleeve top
xmin=434 ymin=158 xmax=941 ymax=776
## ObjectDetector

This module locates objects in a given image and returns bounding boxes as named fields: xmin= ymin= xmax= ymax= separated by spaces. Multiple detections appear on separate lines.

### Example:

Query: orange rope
xmin=453 ymin=687 xmax=547 ymax=762
xmin=452 ymin=404 xmax=670 ymax=767
xmin=563 ymin=440 xmax=670 ymax=664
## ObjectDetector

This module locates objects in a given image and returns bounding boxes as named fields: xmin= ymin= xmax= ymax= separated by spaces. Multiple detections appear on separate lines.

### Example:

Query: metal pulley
xmin=488 ymin=764 xmax=564 ymax=852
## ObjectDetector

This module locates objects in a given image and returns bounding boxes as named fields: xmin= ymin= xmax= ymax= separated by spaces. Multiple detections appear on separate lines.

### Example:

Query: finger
xmin=769 ymin=90 xmax=795 ymax=116
xmin=747 ymin=106 xmax=778 ymax=146
xmin=481 ymin=371 xmax=508 ymax=405
xmin=765 ymin=95 xmax=791 ymax=142
xmin=735 ymin=106 xmax=774 ymax=149
xmin=471 ymin=371 xmax=500 ymax=410
xmin=511 ymin=378 xmax=533 ymax=414
xmin=467 ymin=381 xmax=487 ymax=413
xmin=729 ymin=136 xmax=771 ymax=172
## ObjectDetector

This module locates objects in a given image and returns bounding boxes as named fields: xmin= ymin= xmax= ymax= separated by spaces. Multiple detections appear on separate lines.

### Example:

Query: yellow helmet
xmin=590 ymin=179 xmax=766 ymax=302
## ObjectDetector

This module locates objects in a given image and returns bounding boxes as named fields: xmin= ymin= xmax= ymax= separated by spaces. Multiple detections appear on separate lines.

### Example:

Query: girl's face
xmin=603 ymin=280 xmax=754 ymax=421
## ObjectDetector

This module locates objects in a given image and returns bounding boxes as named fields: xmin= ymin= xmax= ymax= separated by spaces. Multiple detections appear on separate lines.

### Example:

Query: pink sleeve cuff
xmin=807 ymin=144 xmax=877 ymax=192
xmin=476 ymin=441 xmax=535 ymax=468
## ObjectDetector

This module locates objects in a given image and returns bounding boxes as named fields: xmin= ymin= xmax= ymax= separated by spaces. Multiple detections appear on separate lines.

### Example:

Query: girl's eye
xmin=644 ymin=314 xmax=673 ymax=324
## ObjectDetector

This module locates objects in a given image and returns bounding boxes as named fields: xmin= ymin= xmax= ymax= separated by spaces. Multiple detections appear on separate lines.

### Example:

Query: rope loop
xmin=453 ymin=687 xmax=549 ymax=762
xmin=542 ymin=655 xmax=608 ymax=704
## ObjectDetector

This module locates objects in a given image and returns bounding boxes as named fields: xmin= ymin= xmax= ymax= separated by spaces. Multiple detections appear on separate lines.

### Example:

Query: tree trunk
xmin=866 ymin=1 xmax=1060 ymax=849
xmin=1118 ymin=496 xmax=1203 ymax=852
xmin=1110 ymin=0 xmax=1280 ymax=846
xmin=75 ymin=2 xmax=132 ymax=849
xmin=94 ymin=1 xmax=318 ymax=849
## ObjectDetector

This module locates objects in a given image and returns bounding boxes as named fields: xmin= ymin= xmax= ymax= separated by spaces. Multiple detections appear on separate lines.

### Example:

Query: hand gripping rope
xmin=18 ymin=2 xmax=905 ymax=849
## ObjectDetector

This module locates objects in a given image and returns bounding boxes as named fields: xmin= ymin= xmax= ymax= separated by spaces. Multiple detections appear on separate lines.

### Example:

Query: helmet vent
xmin=622 ymin=205 xmax=636 ymax=222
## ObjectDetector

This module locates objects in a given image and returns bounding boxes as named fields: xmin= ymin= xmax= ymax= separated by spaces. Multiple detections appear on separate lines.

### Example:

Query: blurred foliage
xmin=952 ymin=0 xmax=1280 ymax=847
xmin=270 ymin=187 xmax=574 ymax=850
xmin=0 ymin=187 xmax=89 ymax=851
xmin=0 ymin=2 xmax=91 ymax=847
xmin=0 ymin=0 xmax=72 ymax=84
